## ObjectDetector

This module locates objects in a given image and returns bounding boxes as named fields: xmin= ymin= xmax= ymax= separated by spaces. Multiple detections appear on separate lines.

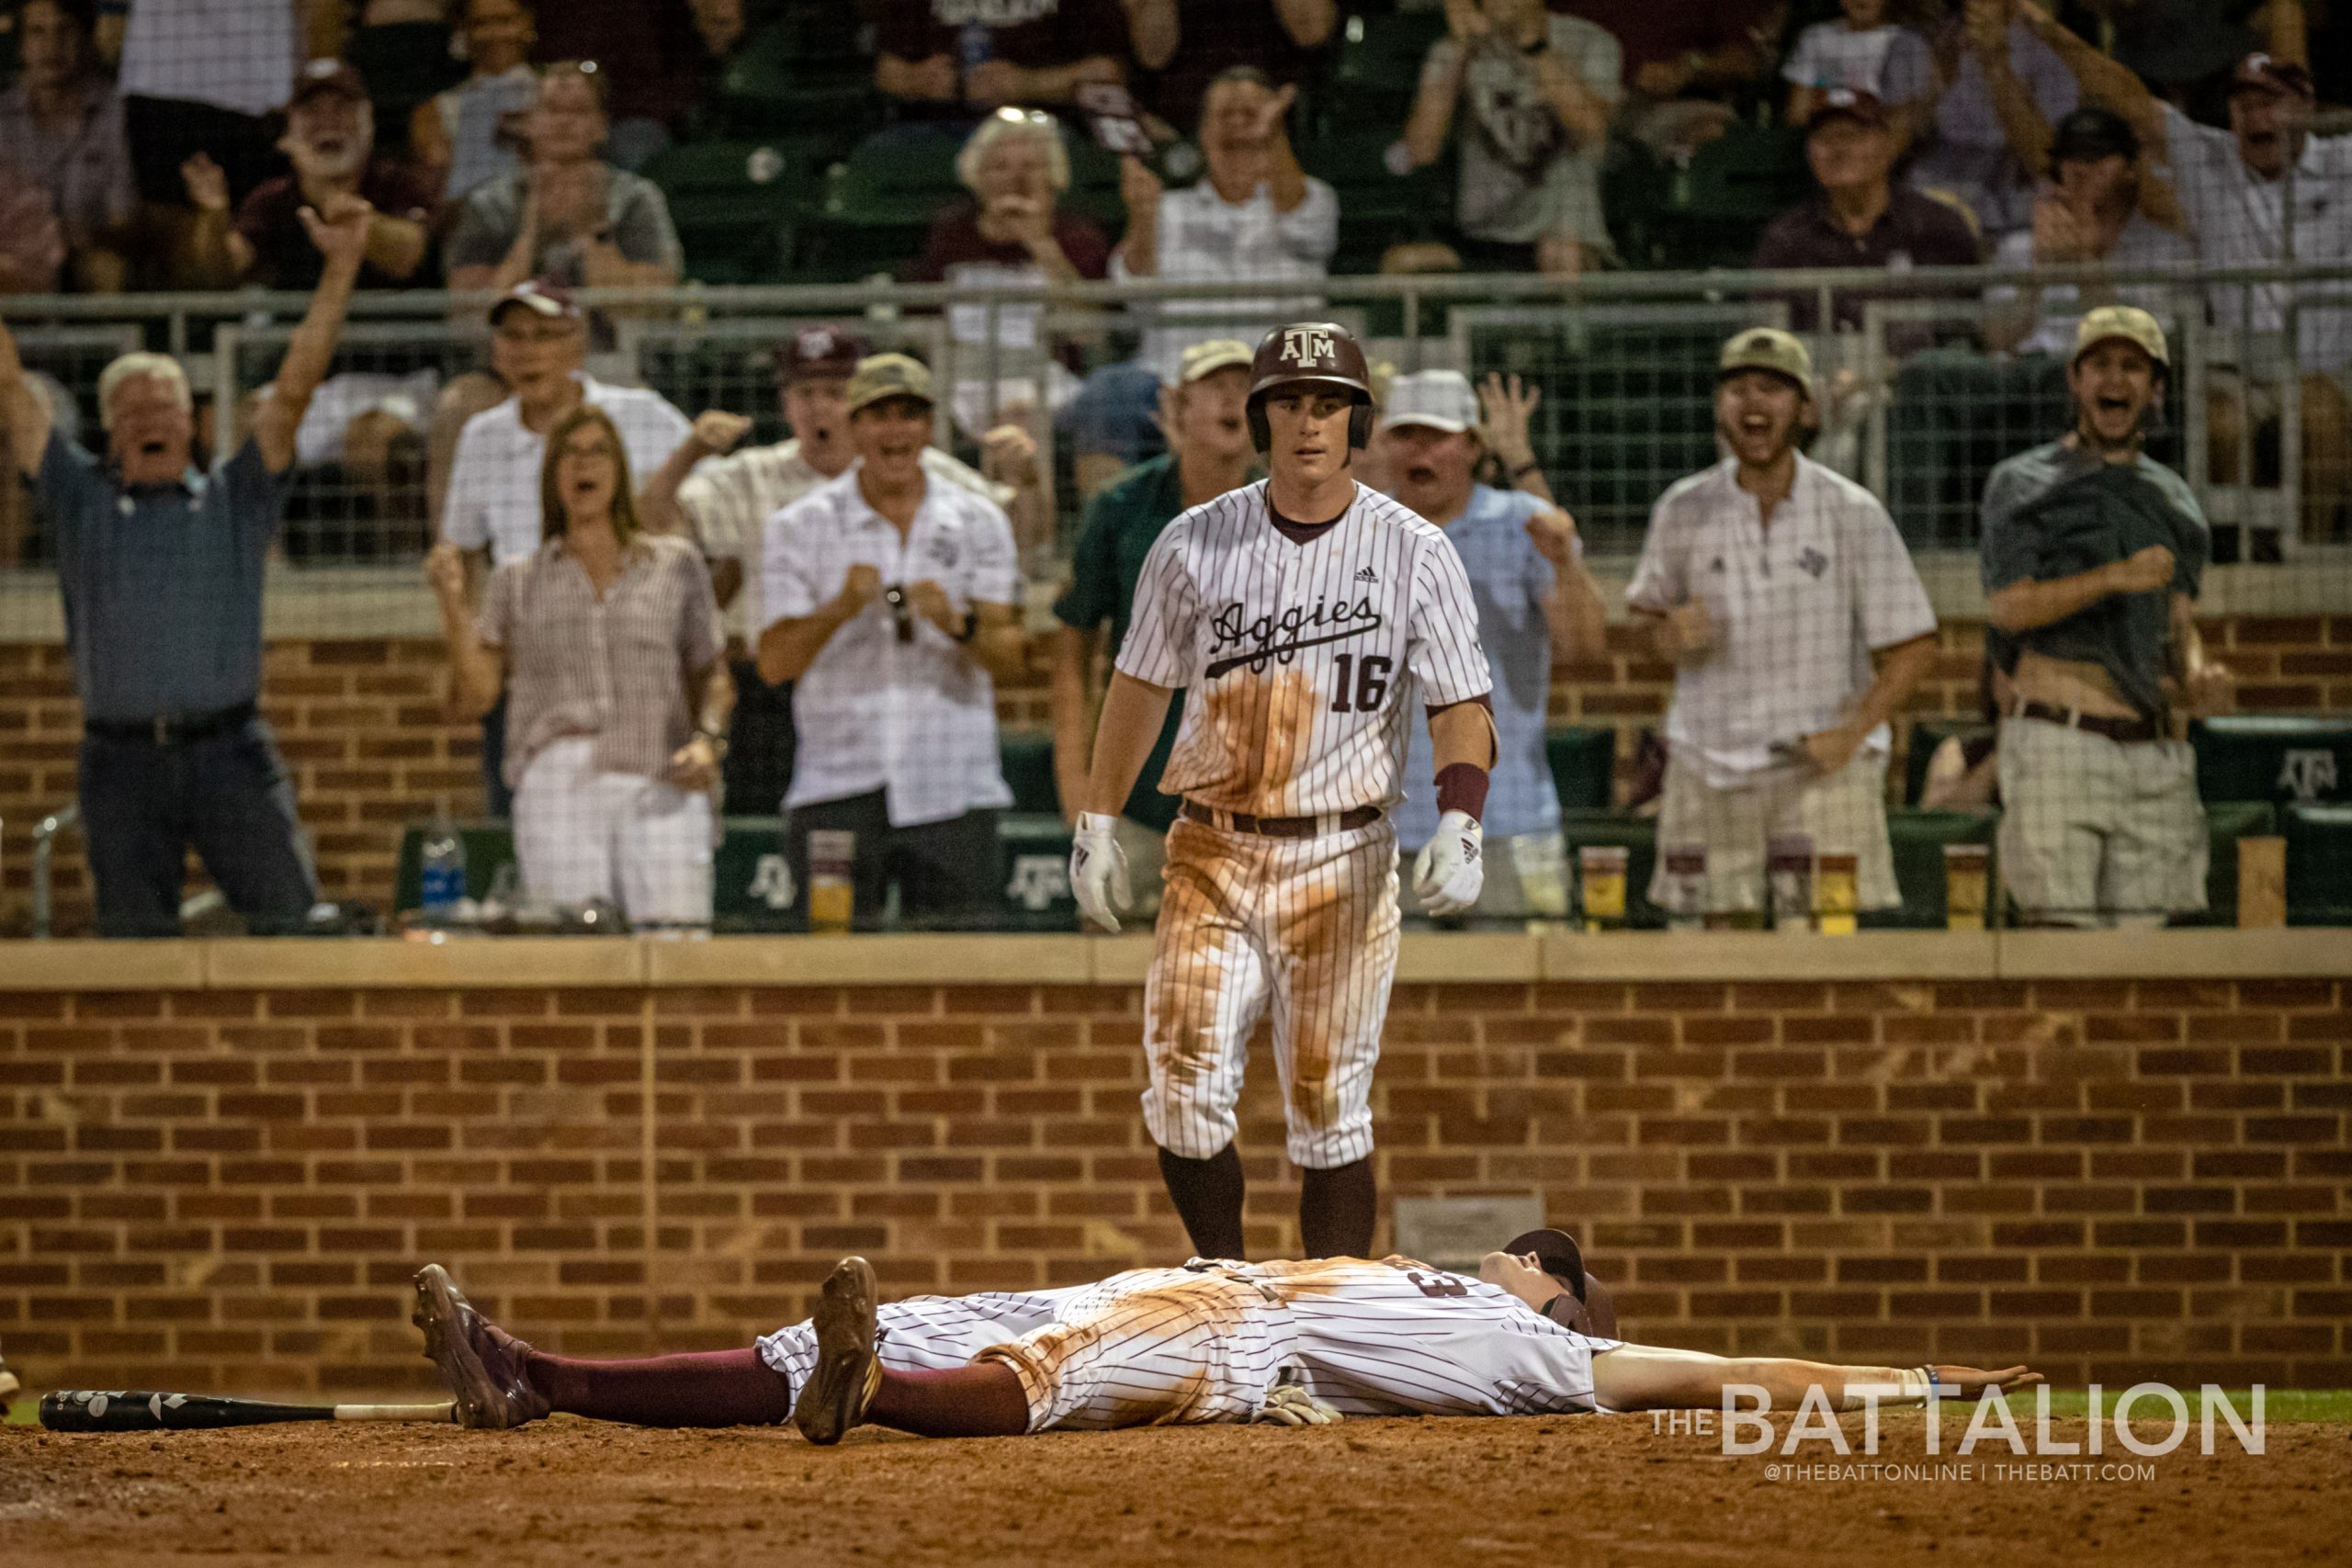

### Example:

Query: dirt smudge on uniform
xmin=1184 ymin=668 xmax=1318 ymax=815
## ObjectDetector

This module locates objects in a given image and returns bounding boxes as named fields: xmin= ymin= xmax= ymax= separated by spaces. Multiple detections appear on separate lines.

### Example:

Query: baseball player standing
xmin=1068 ymin=321 xmax=1497 ymax=1262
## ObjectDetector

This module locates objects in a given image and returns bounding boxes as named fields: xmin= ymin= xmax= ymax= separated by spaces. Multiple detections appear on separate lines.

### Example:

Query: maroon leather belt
xmin=2011 ymin=700 xmax=2161 ymax=744
xmin=1181 ymin=800 xmax=1382 ymax=838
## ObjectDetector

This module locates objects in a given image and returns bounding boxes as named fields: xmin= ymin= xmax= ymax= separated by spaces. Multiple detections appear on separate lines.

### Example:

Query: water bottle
xmin=420 ymin=799 xmax=467 ymax=917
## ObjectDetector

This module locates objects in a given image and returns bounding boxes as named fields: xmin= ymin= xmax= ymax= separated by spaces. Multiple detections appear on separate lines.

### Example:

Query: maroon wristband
xmin=1434 ymin=761 xmax=1489 ymax=821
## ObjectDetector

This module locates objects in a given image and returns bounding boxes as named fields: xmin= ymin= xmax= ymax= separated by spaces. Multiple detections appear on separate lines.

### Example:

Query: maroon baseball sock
xmin=1299 ymin=1156 xmax=1376 ymax=1258
xmin=525 ymin=1347 xmax=795 ymax=1427
xmin=865 ymin=1362 xmax=1031 ymax=1438
xmin=1158 ymin=1144 xmax=1248 ymax=1259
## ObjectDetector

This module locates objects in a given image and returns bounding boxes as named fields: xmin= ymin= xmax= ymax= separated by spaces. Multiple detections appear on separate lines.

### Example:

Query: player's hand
xmin=835 ymin=563 xmax=883 ymax=615
xmin=1256 ymin=1384 xmax=1342 ymax=1427
xmin=1523 ymin=506 xmax=1579 ymax=568
xmin=1796 ymin=723 xmax=1861 ymax=777
xmin=689 ymin=409 xmax=754 ymax=457
xmin=1070 ymin=811 xmax=1132 ymax=933
xmin=1411 ymin=809 xmax=1484 ymax=918
xmin=1928 ymin=1365 xmax=2043 ymax=1400
xmin=182 ymin=152 xmax=231 ymax=215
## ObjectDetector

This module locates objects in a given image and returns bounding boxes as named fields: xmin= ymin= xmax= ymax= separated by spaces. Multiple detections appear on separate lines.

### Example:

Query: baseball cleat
xmin=794 ymin=1256 xmax=881 ymax=1446
xmin=412 ymin=1264 xmax=550 ymax=1429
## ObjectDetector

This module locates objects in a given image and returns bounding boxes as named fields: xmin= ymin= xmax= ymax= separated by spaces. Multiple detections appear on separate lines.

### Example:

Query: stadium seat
xmin=1000 ymin=731 xmax=1061 ymax=817
xmin=1544 ymin=727 xmax=1616 ymax=812
xmin=1606 ymin=122 xmax=1807 ymax=272
xmin=639 ymin=140 xmax=814 ymax=285
xmin=2191 ymin=715 xmax=2352 ymax=809
xmin=1558 ymin=809 xmax=1662 ymax=928
xmin=799 ymin=128 xmax=965 ymax=280
xmin=708 ymin=17 xmax=878 ymax=140
xmin=1868 ymin=809 xmax=1997 ymax=930
xmin=2284 ymin=803 xmax=2352 ymax=925
xmin=1317 ymin=9 xmax=1447 ymax=138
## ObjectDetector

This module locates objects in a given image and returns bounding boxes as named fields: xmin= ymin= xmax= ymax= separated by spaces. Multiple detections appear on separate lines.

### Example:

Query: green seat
xmin=1320 ymin=9 xmax=1446 ymax=133
xmin=798 ymin=128 xmax=966 ymax=278
xmin=1903 ymin=718 xmax=1995 ymax=806
xmin=1000 ymin=731 xmax=1060 ymax=817
xmin=635 ymin=337 xmax=791 ymax=446
xmin=639 ymin=140 xmax=813 ymax=284
xmin=1608 ymin=122 xmax=1806 ymax=272
xmin=392 ymin=823 xmax=518 ymax=910
xmin=2192 ymin=715 xmax=2352 ymax=809
xmin=1544 ymin=727 xmax=1616 ymax=812
xmin=1867 ymin=809 xmax=1998 ymax=930
xmin=998 ymin=813 xmax=1079 ymax=931
xmin=712 ymin=17 xmax=878 ymax=138
xmin=2285 ymin=803 xmax=2352 ymax=925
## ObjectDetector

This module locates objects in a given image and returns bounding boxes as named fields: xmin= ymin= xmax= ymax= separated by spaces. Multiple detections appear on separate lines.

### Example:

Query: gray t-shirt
xmin=1980 ymin=441 xmax=2208 ymax=718
xmin=38 ymin=429 xmax=288 ymax=722
xmin=1422 ymin=16 xmax=1621 ymax=249
xmin=444 ymin=164 xmax=684 ymax=286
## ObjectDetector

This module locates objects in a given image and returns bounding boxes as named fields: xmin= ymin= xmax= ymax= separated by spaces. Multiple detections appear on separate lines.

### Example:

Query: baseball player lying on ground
xmin=412 ymin=1238 xmax=2039 ymax=1441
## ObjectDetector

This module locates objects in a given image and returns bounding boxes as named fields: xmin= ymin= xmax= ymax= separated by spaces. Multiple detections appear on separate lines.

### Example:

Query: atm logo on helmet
xmin=1283 ymin=327 xmax=1338 ymax=366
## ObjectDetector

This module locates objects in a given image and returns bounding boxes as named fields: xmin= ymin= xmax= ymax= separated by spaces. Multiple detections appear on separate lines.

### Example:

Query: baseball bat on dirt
xmin=40 ymin=1390 xmax=456 ymax=1432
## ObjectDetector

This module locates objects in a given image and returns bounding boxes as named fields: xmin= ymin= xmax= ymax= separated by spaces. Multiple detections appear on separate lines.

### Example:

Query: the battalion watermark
xmin=1653 ymin=1383 xmax=2264 ymax=1480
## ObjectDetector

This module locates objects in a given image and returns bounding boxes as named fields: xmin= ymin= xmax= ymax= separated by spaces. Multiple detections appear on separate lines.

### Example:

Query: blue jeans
xmin=77 ymin=716 xmax=317 ymax=937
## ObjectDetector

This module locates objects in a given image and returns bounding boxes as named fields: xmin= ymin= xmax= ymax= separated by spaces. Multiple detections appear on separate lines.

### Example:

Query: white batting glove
xmin=1411 ymin=810 xmax=1485 ymax=917
xmin=1256 ymin=1384 xmax=1342 ymax=1427
xmin=1070 ymin=812 xmax=1131 ymax=933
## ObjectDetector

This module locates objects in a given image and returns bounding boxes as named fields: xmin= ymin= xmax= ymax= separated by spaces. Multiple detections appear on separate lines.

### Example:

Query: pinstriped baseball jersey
xmin=754 ymin=1260 xmax=1612 ymax=1432
xmin=1116 ymin=480 xmax=1494 ymax=818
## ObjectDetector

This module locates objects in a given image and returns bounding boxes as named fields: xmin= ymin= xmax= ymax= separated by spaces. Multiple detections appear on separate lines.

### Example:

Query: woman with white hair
xmin=427 ymin=402 xmax=737 ymax=930
xmin=906 ymin=107 xmax=1109 ymax=449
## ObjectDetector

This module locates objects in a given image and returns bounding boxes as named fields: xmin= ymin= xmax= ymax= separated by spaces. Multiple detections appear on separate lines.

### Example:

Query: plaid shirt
xmin=477 ymin=534 xmax=724 ymax=788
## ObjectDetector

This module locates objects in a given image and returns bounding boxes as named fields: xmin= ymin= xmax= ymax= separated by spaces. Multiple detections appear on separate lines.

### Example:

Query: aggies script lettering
xmin=1204 ymin=593 xmax=1385 ymax=679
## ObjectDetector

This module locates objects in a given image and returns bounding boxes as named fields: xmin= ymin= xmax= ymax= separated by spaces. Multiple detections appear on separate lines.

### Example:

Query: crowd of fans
xmin=0 ymin=0 xmax=2337 ymax=937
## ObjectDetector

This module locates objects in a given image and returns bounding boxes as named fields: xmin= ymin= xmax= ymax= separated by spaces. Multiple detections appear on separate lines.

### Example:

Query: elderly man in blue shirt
xmin=1378 ymin=369 xmax=1609 ymax=919
xmin=2 ymin=192 xmax=373 ymax=936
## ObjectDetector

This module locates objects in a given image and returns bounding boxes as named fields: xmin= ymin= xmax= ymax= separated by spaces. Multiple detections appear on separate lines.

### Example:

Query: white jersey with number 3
xmin=1116 ymin=480 xmax=1494 ymax=818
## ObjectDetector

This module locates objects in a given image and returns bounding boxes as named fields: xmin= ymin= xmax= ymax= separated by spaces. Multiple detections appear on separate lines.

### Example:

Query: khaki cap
xmin=1171 ymin=338 xmax=1255 ymax=387
xmin=1718 ymin=327 xmax=1815 ymax=400
xmin=2072 ymin=305 xmax=2169 ymax=368
xmin=844 ymin=353 xmax=935 ymax=414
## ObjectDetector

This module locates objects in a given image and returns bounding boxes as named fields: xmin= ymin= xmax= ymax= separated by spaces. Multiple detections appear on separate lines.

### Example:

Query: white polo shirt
xmin=762 ymin=466 xmax=1019 ymax=826
xmin=1114 ymin=175 xmax=1339 ymax=380
xmin=2162 ymin=105 xmax=2352 ymax=372
xmin=440 ymin=376 xmax=695 ymax=567
xmin=1626 ymin=455 xmax=1937 ymax=790
xmin=679 ymin=441 xmax=1008 ymax=641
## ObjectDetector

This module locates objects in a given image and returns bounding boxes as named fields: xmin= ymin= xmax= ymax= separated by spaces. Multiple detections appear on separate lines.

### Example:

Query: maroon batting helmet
xmin=1245 ymin=321 xmax=1375 ymax=452
xmin=1504 ymin=1227 xmax=1619 ymax=1338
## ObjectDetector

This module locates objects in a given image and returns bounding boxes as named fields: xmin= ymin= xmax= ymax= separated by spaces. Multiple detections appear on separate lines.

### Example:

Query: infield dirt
xmin=5 ymin=1408 xmax=2344 ymax=1566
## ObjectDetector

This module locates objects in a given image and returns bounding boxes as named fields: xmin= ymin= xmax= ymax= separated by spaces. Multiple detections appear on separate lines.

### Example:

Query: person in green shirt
xmin=1050 ymin=338 xmax=1258 ymax=919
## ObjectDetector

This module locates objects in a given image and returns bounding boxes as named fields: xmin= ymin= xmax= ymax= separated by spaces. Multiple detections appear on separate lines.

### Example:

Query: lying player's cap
xmin=1717 ymin=327 xmax=1814 ymax=401
xmin=2229 ymin=51 xmax=2316 ymax=99
xmin=776 ymin=323 xmax=869 ymax=386
xmin=1806 ymin=87 xmax=1888 ymax=133
xmin=1170 ymin=338 xmax=1255 ymax=388
xmin=488 ymin=277 xmax=582 ymax=326
xmin=2050 ymin=106 xmax=2140 ymax=165
xmin=289 ymin=59 xmax=368 ymax=109
xmin=1503 ymin=1227 xmax=1618 ymax=1339
xmin=2072 ymin=305 xmax=2170 ymax=369
xmin=1378 ymin=370 xmax=1481 ymax=436
xmin=844 ymin=353 xmax=936 ymax=414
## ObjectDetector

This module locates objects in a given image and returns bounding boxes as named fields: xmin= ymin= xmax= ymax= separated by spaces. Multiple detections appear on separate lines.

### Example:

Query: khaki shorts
xmin=1996 ymin=716 xmax=2208 ymax=928
xmin=1650 ymin=750 xmax=1902 ymax=917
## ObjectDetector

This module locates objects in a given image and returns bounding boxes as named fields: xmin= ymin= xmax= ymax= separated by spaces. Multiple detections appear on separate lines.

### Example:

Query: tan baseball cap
xmin=1718 ymin=327 xmax=1815 ymax=400
xmin=1378 ymin=369 xmax=1481 ymax=434
xmin=2072 ymin=305 xmax=2169 ymax=368
xmin=1171 ymin=338 xmax=1255 ymax=387
xmin=844 ymin=353 xmax=935 ymax=414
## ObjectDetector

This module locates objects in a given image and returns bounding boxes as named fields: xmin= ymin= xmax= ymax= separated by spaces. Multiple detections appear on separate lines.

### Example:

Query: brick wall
xmin=3 ymin=971 xmax=2345 ymax=1395
xmin=5 ymin=615 xmax=2349 ymax=934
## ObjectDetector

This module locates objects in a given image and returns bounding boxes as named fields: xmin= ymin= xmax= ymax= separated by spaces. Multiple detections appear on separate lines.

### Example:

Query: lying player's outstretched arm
xmin=1590 ymin=1346 xmax=2040 ymax=1415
